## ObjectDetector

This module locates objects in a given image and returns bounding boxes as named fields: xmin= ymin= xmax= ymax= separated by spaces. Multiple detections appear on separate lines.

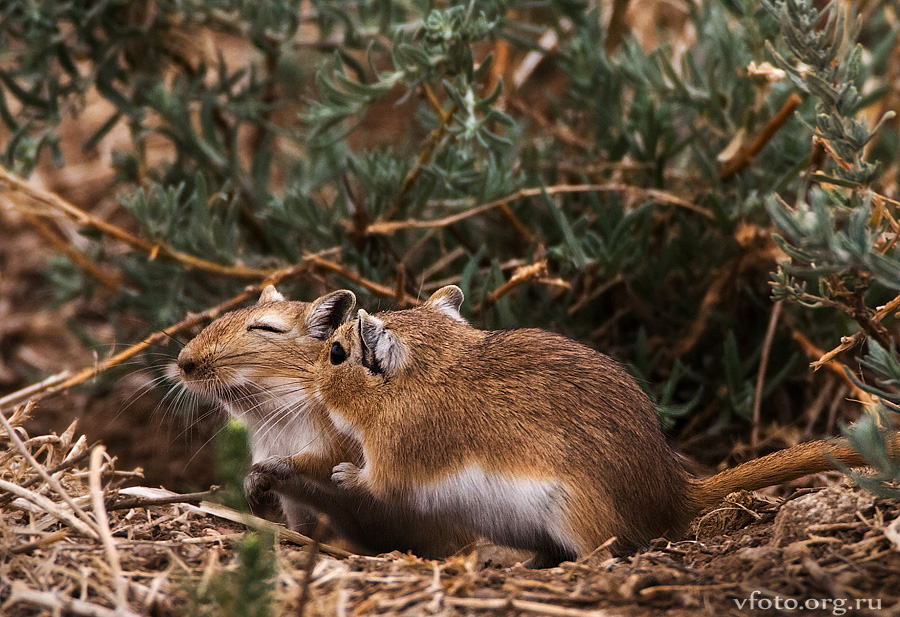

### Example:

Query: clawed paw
xmin=331 ymin=462 xmax=361 ymax=488
xmin=245 ymin=456 xmax=293 ymax=502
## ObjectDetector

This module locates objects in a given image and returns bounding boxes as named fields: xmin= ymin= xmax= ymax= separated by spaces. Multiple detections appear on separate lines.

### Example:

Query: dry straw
xmin=2 ymin=397 xmax=900 ymax=616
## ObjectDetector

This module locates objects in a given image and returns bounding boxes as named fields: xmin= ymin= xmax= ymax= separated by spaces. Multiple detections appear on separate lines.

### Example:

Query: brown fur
xmin=312 ymin=291 xmax=692 ymax=562
xmin=687 ymin=439 xmax=891 ymax=511
xmin=176 ymin=286 xmax=473 ymax=557
xmin=310 ymin=286 xmax=897 ymax=566
xmin=178 ymin=288 xmax=351 ymax=481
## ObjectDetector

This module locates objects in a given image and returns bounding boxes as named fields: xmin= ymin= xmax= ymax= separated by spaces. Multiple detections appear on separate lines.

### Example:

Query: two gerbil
xmin=176 ymin=285 xmax=472 ymax=557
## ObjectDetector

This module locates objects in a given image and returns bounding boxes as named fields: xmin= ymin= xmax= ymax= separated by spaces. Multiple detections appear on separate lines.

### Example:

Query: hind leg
xmin=490 ymin=523 xmax=578 ymax=569
xmin=523 ymin=539 xmax=578 ymax=569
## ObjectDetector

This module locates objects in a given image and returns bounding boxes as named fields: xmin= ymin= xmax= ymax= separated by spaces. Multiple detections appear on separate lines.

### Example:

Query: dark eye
xmin=247 ymin=324 xmax=286 ymax=333
xmin=330 ymin=342 xmax=347 ymax=365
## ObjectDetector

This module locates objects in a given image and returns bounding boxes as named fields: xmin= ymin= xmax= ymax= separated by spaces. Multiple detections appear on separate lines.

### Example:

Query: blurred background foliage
xmin=1 ymin=0 xmax=898 ymax=479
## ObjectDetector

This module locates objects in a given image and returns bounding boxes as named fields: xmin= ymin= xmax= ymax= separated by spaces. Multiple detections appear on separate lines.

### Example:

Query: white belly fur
xmin=409 ymin=464 xmax=577 ymax=552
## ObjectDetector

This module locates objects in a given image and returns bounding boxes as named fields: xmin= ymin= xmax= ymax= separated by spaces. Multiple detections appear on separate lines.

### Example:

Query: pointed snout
xmin=177 ymin=347 xmax=197 ymax=376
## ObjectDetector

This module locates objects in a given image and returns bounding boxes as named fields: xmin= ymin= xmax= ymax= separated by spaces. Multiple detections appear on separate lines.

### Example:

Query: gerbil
xmin=309 ymin=285 xmax=890 ymax=567
xmin=175 ymin=285 xmax=473 ymax=557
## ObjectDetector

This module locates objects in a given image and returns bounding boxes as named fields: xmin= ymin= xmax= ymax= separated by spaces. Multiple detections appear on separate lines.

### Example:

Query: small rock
xmin=736 ymin=545 xmax=778 ymax=562
xmin=771 ymin=485 xmax=875 ymax=546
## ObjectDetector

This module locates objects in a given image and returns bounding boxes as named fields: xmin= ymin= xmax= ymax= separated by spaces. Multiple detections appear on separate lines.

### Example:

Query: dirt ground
xmin=1 ymin=398 xmax=898 ymax=616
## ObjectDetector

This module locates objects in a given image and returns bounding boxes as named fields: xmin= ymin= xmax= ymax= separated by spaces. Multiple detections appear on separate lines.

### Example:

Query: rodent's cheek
xmin=326 ymin=364 xmax=370 ymax=400
xmin=313 ymin=366 xmax=343 ymax=402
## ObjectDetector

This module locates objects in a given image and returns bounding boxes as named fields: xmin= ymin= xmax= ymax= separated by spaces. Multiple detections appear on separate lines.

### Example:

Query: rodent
xmin=175 ymin=285 xmax=473 ymax=557
xmin=309 ymin=285 xmax=893 ymax=567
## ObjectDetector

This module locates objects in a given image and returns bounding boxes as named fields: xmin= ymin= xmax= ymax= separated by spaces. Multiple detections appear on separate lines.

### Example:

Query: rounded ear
xmin=423 ymin=285 xmax=466 ymax=323
xmin=258 ymin=285 xmax=286 ymax=304
xmin=357 ymin=309 xmax=406 ymax=376
xmin=306 ymin=290 xmax=357 ymax=339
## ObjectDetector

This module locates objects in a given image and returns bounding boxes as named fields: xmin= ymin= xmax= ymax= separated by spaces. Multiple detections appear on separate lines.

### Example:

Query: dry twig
xmin=812 ymin=290 xmax=900 ymax=371
xmin=0 ymin=443 xmax=92 ymax=507
xmin=380 ymin=84 xmax=458 ymax=222
xmin=1 ymin=165 xmax=418 ymax=306
xmin=719 ymin=93 xmax=803 ymax=180
xmin=5 ymin=583 xmax=124 ymax=617
xmin=121 ymin=489 xmax=354 ymax=559
xmin=296 ymin=514 xmax=328 ymax=617
xmin=752 ymin=301 xmax=783 ymax=454
xmin=0 ymin=476 xmax=97 ymax=539
xmin=474 ymin=260 xmax=570 ymax=313
xmin=367 ymin=183 xmax=711 ymax=235
xmin=443 ymin=596 xmax=617 ymax=616
xmin=0 ymin=164 xmax=271 ymax=279
xmin=106 ymin=489 xmax=217 ymax=512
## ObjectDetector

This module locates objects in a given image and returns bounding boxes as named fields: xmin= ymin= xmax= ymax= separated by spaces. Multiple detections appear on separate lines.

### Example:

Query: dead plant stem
xmin=367 ymin=184 xmax=711 ymax=235
xmin=0 ymin=164 xmax=271 ymax=279
xmin=23 ymin=212 xmax=124 ymax=289
xmin=107 ymin=489 xmax=217 ymax=511
xmin=0 ymin=476 xmax=98 ymax=539
xmin=89 ymin=446 xmax=138 ymax=617
xmin=2 ymin=166 xmax=406 ymax=305
xmin=752 ymin=301 xmax=783 ymax=454
xmin=0 ymin=403 xmax=101 ymax=536
xmin=296 ymin=514 xmax=327 ymax=617
xmin=719 ymin=93 xmax=803 ymax=180
xmin=810 ymin=290 xmax=900 ymax=372
xmin=0 ymin=445 xmax=93 ymax=507
xmin=6 ymin=584 xmax=123 ymax=617
xmin=380 ymin=84 xmax=457 ymax=222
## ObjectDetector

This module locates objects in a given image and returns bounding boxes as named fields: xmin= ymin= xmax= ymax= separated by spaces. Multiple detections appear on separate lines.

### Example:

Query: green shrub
xmin=2 ymin=0 xmax=898 ymax=469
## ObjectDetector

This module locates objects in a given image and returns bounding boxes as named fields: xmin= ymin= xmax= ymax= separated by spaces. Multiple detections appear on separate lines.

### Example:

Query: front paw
xmin=245 ymin=456 xmax=294 ymax=503
xmin=331 ymin=462 xmax=362 ymax=489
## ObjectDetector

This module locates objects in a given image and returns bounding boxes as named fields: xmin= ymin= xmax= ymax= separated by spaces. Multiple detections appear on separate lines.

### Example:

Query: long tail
xmin=686 ymin=435 xmax=897 ymax=513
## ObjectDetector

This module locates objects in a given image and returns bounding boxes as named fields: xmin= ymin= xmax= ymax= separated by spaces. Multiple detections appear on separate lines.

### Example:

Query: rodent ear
xmin=306 ymin=290 xmax=357 ymax=339
xmin=258 ymin=285 xmax=286 ymax=304
xmin=423 ymin=285 xmax=466 ymax=323
xmin=357 ymin=309 xmax=406 ymax=376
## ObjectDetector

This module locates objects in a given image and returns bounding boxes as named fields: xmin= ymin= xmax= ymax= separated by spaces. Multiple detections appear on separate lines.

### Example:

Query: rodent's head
xmin=313 ymin=285 xmax=468 ymax=416
xmin=176 ymin=285 xmax=356 ymax=421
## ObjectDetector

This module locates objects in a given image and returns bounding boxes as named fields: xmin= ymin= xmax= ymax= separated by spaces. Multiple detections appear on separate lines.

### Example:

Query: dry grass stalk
xmin=1 ymin=165 xmax=420 ymax=310
xmin=0 ymin=404 xmax=100 ymax=539
xmin=2 ymin=395 xmax=900 ymax=616
xmin=0 ymin=164 xmax=272 ymax=279
xmin=89 ymin=446 xmax=138 ymax=617
xmin=6 ymin=583 xmax=125 ymax=617
xmin=885 ymin=512 xmax=900 ymax=553
xmin=751 ymin=301 xmax=784 ymax=454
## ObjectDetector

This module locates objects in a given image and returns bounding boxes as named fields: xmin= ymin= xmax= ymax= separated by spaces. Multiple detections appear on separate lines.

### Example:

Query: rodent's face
xmin=176 ymin=285 xmax=355 ymax=421
xmin=312 ymin=285 xmax=468 ymax=420
xmin=311 ymin=320 xmax=375 ymax=412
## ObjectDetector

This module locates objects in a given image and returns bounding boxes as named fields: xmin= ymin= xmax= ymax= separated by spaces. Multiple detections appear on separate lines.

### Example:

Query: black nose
xmin=178 ymin=349 xmax=196 ymax=376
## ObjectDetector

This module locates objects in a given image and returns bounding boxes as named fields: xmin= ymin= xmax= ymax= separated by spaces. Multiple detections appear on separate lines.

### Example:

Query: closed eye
xmin=247 ymin=323 xmax=287 ymax=334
